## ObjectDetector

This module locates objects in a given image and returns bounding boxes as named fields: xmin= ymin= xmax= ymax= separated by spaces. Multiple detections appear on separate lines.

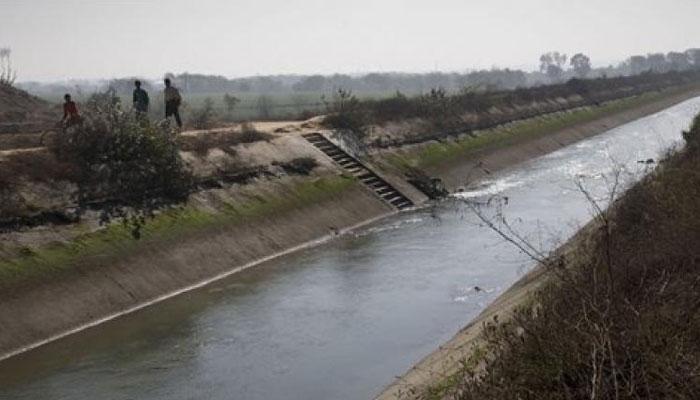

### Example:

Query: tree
xmin=570 ymin=53 xmax=592 ymax=78
xmin=292 ymin=75 xmax=327 ymax=92
xmin=628 ymin=55 xmax=649 ymax=75
xmin=256 ymin=95 xmax=274 ymax=119
xmin=667 ymin=51 xmax=691 ymax=71
xmin=223 ymin=93 xmax=240 ymax=115
xmin=646 ymin=53 xmax=668 ymax=73
xmin=362 ymin=73 xmax=392 ymax=91
xmin=685 ymin=48 xmax=700 ymax=67
xmin=539 ymin=52 xmax=568 ymax=82
xmin=0 ymin=47 xmax=16 ymax=86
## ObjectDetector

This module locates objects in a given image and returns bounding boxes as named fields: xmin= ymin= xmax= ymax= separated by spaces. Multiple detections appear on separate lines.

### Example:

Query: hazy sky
xmin=1 ymin=0 xmax=699 ymax=81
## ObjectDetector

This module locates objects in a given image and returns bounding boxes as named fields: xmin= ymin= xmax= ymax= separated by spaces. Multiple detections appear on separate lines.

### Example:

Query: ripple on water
xmin=454 ymin=178 xmax=525 ymax=199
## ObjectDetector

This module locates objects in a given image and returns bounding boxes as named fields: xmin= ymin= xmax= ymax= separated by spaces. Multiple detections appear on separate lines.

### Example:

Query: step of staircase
xmin=302 ymin=133 xmax=414 ymax=211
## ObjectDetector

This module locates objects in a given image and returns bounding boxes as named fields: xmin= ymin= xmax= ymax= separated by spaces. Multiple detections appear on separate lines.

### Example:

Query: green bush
xmin=50 ymin=90 xmax=192 ymax=237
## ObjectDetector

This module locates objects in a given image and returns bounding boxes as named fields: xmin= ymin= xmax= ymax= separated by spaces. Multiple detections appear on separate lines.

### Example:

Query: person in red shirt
xmin=61 ymin=93 xmax=81 ymax=127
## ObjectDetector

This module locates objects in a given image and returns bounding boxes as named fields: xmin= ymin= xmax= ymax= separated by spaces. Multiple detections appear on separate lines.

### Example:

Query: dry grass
xmin=0 ymin=150 xmax=78 ymax=218
xmin=178 ymin=124 xmax=273 ymax=157
xmin=0 ymin=150 xmax=79 ymax=184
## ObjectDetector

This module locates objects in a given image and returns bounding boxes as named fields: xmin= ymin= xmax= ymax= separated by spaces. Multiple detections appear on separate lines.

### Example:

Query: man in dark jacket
xmin=133 ymin=80 xmax=149 ymax=114
xmin=164 ymin=78 xmax=182 ymax=128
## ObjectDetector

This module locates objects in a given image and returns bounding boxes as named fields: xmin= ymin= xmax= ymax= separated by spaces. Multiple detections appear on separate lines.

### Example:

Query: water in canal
xmin=1 ymin=98 xmax=699 ymax=400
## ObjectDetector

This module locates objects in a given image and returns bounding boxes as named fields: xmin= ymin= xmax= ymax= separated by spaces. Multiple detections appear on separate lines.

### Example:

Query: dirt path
xmin=0 ymin=119 xmax=320 ymax=152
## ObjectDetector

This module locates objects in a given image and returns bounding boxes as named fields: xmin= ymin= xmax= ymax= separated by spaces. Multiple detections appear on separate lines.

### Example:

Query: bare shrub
xmin=322 ymin=88 xmax=368 ymax=137
xmin=0 ymin=48 xmax=16 ymax=86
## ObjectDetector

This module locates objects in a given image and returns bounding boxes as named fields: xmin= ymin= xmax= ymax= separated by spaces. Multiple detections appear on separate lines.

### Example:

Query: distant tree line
xmin=17 ymin=47 xmax=700 ymax=99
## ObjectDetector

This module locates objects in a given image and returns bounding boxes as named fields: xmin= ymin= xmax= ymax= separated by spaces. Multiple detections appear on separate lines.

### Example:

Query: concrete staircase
xmin=303 ymin=132 xmax=413 ymax=211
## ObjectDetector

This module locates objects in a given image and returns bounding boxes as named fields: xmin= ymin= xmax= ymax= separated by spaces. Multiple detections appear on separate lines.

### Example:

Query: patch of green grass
xmin=219 ymin=176 xmax=356 ymax=219
xmin=390 ymin=91 xmax=671 ymax=171
xmin=0 ymin=176 xmax=356 ymax=290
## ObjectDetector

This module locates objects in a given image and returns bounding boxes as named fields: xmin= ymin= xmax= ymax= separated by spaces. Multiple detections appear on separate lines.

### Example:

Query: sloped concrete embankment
xmin=0 ymin=177 xmax=394 ymax=361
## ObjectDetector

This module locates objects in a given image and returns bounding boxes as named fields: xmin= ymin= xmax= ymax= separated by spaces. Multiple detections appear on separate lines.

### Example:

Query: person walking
xmin=61 ymin=93 xmax=81 ymax=128
xmin=132 ymin=80 xmax=150 ymax=115
xmin=164 ymin=78 xmax=182 ymax=128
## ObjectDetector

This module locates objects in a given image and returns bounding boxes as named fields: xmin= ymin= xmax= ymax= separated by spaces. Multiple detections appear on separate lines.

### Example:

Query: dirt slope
xmin=0 ymin=85 xmax=56 ymax=133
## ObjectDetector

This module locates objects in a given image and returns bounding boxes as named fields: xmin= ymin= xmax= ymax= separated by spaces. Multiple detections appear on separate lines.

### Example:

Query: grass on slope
xmin=0 ymin=175 xmax=355 ymax=291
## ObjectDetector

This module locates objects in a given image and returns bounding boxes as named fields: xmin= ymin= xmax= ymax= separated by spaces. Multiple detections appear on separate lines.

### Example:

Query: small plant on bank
xmin=50 ymin=90 xmax=192 ymax=238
